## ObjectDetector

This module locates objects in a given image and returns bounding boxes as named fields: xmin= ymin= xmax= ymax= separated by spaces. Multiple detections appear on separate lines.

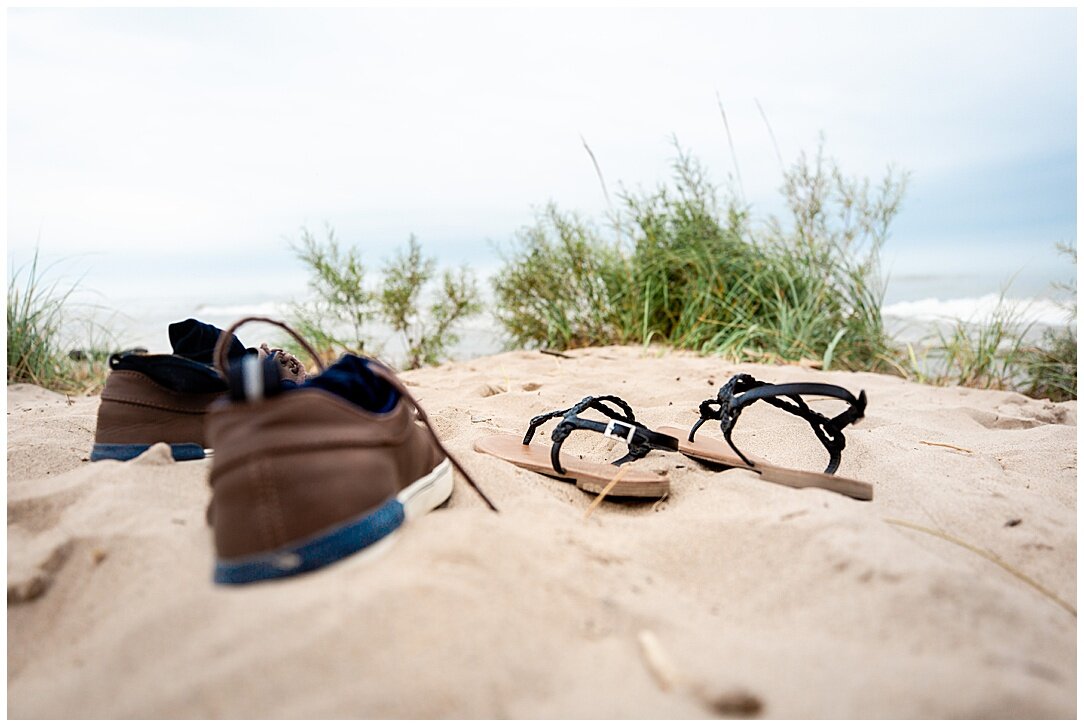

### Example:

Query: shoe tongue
xmin=168 ymin=319 xmax=248 ymax=365
xmin=304 ymin=355 xmax=399 ymax=413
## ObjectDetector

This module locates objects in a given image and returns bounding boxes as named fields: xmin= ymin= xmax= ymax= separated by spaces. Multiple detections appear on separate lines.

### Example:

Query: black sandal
xmin=474 ymin=394 xmax=679 ymax=497
xmin=658 ymin=374 xmax=873 ymax=500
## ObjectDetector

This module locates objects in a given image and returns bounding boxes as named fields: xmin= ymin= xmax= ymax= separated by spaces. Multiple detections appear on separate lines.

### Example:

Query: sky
xmin=6 ymin=7 xmax=1078 ymax=310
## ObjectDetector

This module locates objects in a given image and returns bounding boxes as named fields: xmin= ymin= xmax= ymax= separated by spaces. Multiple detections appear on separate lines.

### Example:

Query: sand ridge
xmin=7 ymin=346 xmax=1077 ymax=718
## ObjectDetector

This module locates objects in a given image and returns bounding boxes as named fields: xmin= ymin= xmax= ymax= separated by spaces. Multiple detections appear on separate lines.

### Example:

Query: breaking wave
xmin=883 ymin=294 xmax=1073 ymax=327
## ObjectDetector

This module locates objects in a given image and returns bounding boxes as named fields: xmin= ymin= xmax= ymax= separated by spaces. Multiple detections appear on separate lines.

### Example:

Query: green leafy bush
xmin=289 ymin=225 xmax=375 ymax=359
xmin=493 ymin=205 xmax=628 ymax=348
xmin=289 ymin=228 xmax=481 ymax=370
xmin=380 ymin=236 xmax=482 ymax=369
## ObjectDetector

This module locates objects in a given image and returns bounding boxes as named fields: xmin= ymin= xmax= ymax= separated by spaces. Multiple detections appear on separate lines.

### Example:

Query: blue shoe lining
xmin=289 ymin=355 xmax=399 ymax=414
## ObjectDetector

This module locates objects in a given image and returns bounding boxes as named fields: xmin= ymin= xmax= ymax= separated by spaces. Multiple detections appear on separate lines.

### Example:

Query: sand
xmin=6 ymin=346 xmax=1078 ymax=718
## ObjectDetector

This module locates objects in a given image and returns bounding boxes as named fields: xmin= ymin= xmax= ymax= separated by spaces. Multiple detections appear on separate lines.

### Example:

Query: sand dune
xmin=7 ymin=347 xmax=1077 ymax=718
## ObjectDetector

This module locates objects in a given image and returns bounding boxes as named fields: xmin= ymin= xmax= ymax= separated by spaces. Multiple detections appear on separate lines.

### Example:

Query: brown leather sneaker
xmin=206 ymin=317 xmax=497 ymax=585
xmin=89 ymin=319 xmax=251 ymax=462
xmin=92 ymin=367 xmax=226 ymax=461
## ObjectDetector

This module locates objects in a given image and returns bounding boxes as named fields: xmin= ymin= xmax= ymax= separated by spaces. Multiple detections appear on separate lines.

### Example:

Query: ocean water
xmin=880 ymin=270 xmax=1074 ymax=348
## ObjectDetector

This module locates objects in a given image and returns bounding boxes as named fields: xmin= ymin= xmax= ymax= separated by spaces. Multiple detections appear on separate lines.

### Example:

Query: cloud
xmin=7 ymin=7 xmax=1076 ymax=300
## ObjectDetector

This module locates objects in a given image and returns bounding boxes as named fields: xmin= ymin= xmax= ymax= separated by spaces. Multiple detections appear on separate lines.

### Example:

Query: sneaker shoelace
xmin=258 ymin=343 xmax=307 ymax=384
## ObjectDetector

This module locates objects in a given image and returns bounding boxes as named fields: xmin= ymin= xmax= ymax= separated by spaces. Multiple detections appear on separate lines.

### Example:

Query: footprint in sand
xmin=963 ymin=408 xmax=1043 ymax=431
xmin=8 ymin=488 xmax=82 ymax=534
xmin=964 ymin=400 xmax=1077 ymax=430
xmin=7 ymin=536 xmax=74 ymax=604
xmin=475 ymin=382 xmax=506 ymax=397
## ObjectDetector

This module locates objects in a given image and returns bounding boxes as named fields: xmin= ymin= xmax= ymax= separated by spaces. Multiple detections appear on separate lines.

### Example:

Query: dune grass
xmin=907 ymin=245 xmax=1077 ymax=400
xmin=494 ymin=144 xmax=907 ymax=374
xmin=904 ymin=296 xmax=1033 ymax=391
xmin=7 ymin=250 xmax=111 ymax=394
xmin=1023 ymin=325 xmax=1077 ymax=402
xmin=7 ymin=250 xmax=71 ymax=387
xmin=1023 ymin=243 xmax=1077 ymax=401
xmin=492 ymin=143 xmax=1075 ymax=399
xmin=7 ymin=152 xmax=1075 ymax=401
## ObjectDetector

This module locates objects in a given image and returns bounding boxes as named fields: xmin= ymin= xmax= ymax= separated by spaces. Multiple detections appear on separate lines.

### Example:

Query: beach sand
xmin=7 ymin=346 xmax=1077 ymax=718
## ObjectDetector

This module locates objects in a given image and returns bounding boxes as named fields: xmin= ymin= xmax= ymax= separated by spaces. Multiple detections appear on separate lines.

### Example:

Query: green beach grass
xmin=490 ymin=144 xmax=1074 ymax=400
xmin=494 ymin=145 xmax=904 ymax=374
xmin=7 ymin=147 xmax=1076 ymax=401
xmin=7 ymin=250 xmax=112 ymax=394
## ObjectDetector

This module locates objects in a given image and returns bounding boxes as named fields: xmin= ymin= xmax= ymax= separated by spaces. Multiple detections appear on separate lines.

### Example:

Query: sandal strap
xmin=523 ymin=395 xmax=678 ymax=475
xmin=690 ymin=374 xmax=866 ymax=475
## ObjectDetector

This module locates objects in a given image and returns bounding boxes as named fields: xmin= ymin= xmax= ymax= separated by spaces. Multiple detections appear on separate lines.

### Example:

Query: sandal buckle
xmin=603 ymin=420 xmax=635 ymax=444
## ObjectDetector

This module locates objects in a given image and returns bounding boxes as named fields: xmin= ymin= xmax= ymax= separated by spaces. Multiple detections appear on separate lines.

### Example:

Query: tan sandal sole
xmin=655 ymin=426 xmax=873 ymax=500
xmin=473 ymin=434 xmax=669 ymax=498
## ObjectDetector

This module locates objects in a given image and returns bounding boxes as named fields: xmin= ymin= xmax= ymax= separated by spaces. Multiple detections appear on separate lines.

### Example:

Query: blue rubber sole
xmin=214 ymin=498 xmax=406 ymax=585
xmin=89 ymin=442 xmax=207 ymax=462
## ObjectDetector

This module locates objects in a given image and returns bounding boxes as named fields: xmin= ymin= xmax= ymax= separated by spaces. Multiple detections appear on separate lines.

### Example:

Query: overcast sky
xmin=7 ymin=7 xmax=1077 ymax=304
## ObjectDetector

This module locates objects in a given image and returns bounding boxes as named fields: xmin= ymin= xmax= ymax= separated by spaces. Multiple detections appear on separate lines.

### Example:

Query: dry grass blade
xmin=581 ymin=134 xmax=614 ymax=214
xmin=755 ymin=96 xmax=785 ymax=175
xmin=583 ymin=466 xmax=629 ymax=520
xmin=884 ymin=518 xmax=1076 ymax=618
xmin=715 ymin=90 xmax=745 ymax=203
xmin=652 ymin=491 xmax=670 ymax=512
xmin=919 ymin=440 xmax=974 ymax=454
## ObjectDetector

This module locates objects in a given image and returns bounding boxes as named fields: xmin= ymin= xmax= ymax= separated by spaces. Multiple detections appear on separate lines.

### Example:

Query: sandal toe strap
xmin=524 ymin=395 xmax=678 ymax=475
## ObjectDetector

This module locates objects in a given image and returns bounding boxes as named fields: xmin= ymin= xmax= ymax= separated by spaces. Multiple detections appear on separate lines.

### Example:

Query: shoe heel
xmin=398 ymin=459 xmax=454 ymax=519
xmin=212 ymin=459 xmax=452 ymax=585
xmin=213 ymin=498 xmax=405 ymax=585
xmin=89 ymin=443 xmax=207 ymax=462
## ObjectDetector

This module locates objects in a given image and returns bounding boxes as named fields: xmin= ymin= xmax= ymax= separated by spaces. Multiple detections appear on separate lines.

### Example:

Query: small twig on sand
xmin=637 ymin=630 xmax=681 ymax=691
xmin=637 ymin=630 xmax=765 ymax=716
xmin=540 ymin=349 xmax=573 ymax=359
xmin=920 ymin=440 xmax=974 ymax=454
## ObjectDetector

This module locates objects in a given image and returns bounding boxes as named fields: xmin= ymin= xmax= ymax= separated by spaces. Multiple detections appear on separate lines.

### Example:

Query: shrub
xmin=379 ymin=236 xmax=482 ymax=369
xmin=289 ymin=225 xmax=375 ymax=359
xmin=492 ymin=204 xmax=628 ymax=348
xmin=289 ymin=228 xmax=481 ymax=370
xmin=492 ymin=142 xmax=907 ymax=373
